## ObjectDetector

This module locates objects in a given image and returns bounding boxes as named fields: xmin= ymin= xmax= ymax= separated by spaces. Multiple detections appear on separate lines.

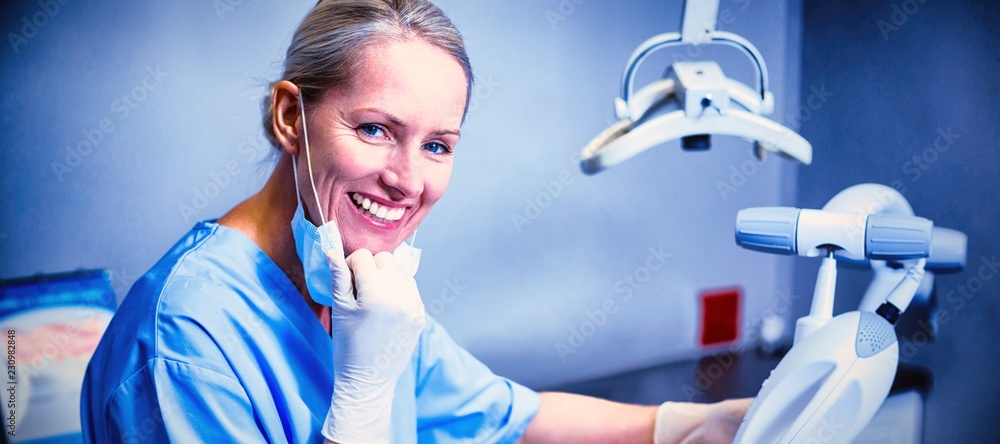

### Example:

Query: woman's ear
xmin=272 ymin=80 xmax=303 ymax=157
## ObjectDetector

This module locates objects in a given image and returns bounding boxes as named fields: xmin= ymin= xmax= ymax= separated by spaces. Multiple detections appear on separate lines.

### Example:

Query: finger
xmin=413 ymin=291 xmax=425 ymax=313
xmin=400 ymin=277 xmax=424 ymax=310
xmin=372 ymin=251 xmax=397 ymax=270
xmin=324 ymin=246 xmax=349 ymax=269
xmin=726 ymin=398 xmax=754 ymax=418
xmin=325 ymin=249 xmax=356 ymax=304
xmin=346 ymin=248 xmax=376 ymax=276
xmin=720 ymin=398 xmax=753 ymax=410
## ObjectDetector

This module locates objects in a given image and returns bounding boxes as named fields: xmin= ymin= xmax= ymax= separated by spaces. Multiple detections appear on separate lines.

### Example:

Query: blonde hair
xmin=262 ymin=0 xmax=473 ymax=148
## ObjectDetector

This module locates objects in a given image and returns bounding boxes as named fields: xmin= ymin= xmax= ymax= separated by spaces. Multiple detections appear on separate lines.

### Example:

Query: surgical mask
xmin=393 ymin=232 xmax=422 ymax=277
xmin=290 ymin=91 xmax=422 ymax=306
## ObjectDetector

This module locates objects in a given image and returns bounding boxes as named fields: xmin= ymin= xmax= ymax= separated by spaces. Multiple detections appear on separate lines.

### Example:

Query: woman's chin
xmin=343 ymin=237 xmax=401 ymax=256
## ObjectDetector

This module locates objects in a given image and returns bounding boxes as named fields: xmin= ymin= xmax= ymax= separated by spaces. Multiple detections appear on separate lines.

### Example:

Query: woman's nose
xmin=381 ymin=147 xmax=423 ymax=198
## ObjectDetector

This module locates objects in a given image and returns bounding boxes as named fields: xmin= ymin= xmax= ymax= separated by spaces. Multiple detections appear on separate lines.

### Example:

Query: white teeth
xmin=377 ymin=207 xmax=404 ymax=222
xmin=350 ymin=192 xmax=405 ymax=222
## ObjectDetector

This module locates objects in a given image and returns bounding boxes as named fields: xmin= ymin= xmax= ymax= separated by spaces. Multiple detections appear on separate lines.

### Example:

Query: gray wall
xmin=0 ymin=0 xmax=801 ymax=393
xmin=795 ymin=0 xmax=1000 ymax=441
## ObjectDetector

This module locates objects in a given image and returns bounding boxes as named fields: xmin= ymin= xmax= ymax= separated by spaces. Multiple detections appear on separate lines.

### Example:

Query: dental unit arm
xmin=819 ymin=184 xmax=968 ymax=314
xmin=575 ymin=1 xmax=963 ymax=439
xmin=580 ymin=0 xmax=812 ymax=175
xmin=731 ymin=184 xmax=967 ymax=443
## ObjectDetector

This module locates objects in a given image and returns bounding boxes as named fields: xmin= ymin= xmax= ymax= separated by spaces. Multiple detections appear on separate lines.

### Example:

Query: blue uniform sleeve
xmin=414 ymin=318 xmax=541 ymax=443
xmin=106 ymin=358 xmax=268 ymax=443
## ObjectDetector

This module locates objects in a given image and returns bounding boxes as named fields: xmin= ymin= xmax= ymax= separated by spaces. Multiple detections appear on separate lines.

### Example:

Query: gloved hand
xmin=320 ymin=222 xmax=356 ymax=304
xmin=653 ymin=398 xmax=752 ymax=444
xmin=322 ymin=249 xmax=426 ymax=444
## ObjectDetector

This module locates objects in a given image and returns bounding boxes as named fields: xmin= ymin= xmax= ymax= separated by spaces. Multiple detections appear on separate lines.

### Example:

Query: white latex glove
xmin=654 ymin=399 xmax=752 ymax=444
xmin=322 ymin=249 xmax=426 ymax=444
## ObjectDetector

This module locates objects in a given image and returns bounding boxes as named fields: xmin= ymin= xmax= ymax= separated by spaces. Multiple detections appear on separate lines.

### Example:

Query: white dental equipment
xmin=580 ymin=0 xmax=812 ymax=174
xmin=731 ymin=184 xmax=967 ymax=443
xmin=815 ymin=184 xmax=967 ymax=314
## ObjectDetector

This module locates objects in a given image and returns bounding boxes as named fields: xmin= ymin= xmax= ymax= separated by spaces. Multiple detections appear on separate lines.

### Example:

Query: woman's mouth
xmin=350 ymin=192 xmax=406 ymax=224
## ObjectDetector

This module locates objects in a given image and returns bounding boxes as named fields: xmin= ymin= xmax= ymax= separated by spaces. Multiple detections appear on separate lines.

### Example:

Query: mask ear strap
xmin=291 ymin=148 xmax=301 ymax=202
xmin=298 ymin=89 xmax=328 ymax=226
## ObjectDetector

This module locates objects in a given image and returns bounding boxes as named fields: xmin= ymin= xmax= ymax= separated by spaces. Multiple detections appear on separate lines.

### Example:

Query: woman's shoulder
xmin=110 ymin=221 xmax=294 ymax=350
xmin=88 ymin=221 xmax=303 ymax=385
xmin=150 ymin=220 xmax=268 ymax=286
xmin=140 ymin=220 xmax=294 ymax=296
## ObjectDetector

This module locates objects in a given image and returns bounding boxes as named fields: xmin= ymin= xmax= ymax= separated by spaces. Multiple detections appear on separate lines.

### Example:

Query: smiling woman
xmin=78 ymin=1 xmax=748 ymax=443
xmin=270 ymin=37 xmax=466 ymax=256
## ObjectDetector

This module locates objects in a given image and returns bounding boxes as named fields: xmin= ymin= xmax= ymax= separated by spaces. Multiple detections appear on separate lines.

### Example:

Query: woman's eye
xmin=359 ymin=124 xmax=386 ymax=139
xmin=423 ymin=142 xmax=451 ymax=155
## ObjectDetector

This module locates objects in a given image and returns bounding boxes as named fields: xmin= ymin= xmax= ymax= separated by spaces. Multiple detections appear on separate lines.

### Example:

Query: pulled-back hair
xmin=262 ymin=0 xmax=473 ymax=148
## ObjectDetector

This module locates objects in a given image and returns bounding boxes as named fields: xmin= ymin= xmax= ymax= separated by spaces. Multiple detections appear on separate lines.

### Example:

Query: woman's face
xmin=298 ymin=39 xmax=467 ymax=255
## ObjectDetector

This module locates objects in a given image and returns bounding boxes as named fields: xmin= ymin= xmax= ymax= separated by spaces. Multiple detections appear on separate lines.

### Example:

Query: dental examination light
xmin=731 ymin=184 xmax=967 ymax=444
xmin=580 ymin=0 xmax=812 ymax=174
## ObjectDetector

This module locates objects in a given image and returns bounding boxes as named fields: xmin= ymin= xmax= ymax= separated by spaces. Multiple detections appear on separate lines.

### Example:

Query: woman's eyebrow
xmin=431 ymin=128 xmax=461 ymax=138
xmin=352 ymin=107 xmax=406 ymax=128
xmin=353 ymin=107 xmax=460 ymax=137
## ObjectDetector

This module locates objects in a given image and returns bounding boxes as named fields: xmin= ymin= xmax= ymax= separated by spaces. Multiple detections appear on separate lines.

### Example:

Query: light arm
xmin=519 ymin=392 xmax=655 ymax=443
xmin=582 ymin=109 xmax=812 ymax=174
xmin=518 ymin=391 xmax=751 ymax=444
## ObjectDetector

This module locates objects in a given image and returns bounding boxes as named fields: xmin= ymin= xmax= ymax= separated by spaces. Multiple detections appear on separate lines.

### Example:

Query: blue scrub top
xmin=81 ymin=221 xmax=540 ymax=443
